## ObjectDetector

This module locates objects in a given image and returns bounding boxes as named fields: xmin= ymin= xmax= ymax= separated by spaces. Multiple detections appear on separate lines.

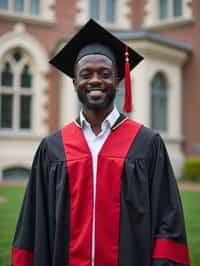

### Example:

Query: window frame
xmin=144 ymin=0 xmax=193 ymax=29
xmin=0 ymin=0 xmax=55 ymax=25
xmin=150 ymin=72 xmax=168 ymax=132
xmin=0 ymin=50 xmax=34 ymax=131
xmin=159 ymin=0 xmax=183 ymax=21
xmin=0 ymin=0 xmax=40 ymax=16
xmin=90 ymin=0 xmax=116 ymax=24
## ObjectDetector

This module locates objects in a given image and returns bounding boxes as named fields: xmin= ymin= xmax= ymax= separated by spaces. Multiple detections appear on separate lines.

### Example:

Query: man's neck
xmin=82 ymin=105 xmax=114 ymax=135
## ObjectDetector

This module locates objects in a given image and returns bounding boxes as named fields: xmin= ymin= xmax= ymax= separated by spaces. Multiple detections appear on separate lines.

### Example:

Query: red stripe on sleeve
xmin=12 ymin=248 xmax=33 ymax=266
xmin=152 ymin=238 xmax=190 ymax=265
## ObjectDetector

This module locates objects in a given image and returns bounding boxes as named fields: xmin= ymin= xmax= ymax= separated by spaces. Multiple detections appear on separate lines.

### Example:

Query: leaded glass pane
xmin=173 ymin=0 xmax=182 ymax=17
xmin=14 ymin=0 xmax=24 ymax=12
xmin=20 ymin=95 xmax=31 ymax=129
xmin=106 ymin=0 xmax=115 ymax=23
xmin=0 ymin=0 xmax=8 ymax=9
xmin=20 ymin=65 xmax=32 ymax=88
xmin=1 ymin=95 xmax=13 ymax=128
xmin=30 ymin=0 xmax=40 ymax=15
xmin=159 ymin=0 xmax=168 ymax=19
xmin=90 ymin=0 xmax=100 ymax=21
xmin=151 ymin=74 xmax=168 ymax=131
xmin=1 ymin=62 xmax=13 ymax=87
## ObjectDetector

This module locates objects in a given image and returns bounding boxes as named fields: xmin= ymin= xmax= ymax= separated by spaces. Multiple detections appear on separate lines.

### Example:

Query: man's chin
xmin=77 ymin=88 xmax=116 ymax=112
xmin=83 ymin=102 xmax=109 ymax=111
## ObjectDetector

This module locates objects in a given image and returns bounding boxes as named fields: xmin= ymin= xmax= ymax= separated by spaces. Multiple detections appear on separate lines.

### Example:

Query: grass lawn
xmin=0 ymin=186 xmax=25 ymax=266
xmin=0 ymin=185 xmax=200 ymax=265
xmin=181 ymin=191 xmax=200 ymax=266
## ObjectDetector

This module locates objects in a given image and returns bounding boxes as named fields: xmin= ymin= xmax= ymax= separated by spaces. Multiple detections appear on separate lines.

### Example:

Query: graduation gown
xmin=12 ymin=114 xmax=190 ymax=266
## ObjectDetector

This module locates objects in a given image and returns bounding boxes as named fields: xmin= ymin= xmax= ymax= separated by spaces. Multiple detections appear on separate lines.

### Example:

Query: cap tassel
xmin=123 ymin=45 xmax=132 ymax=113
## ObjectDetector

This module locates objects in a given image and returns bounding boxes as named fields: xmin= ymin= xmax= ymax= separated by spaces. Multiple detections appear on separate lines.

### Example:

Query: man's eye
xmin=80 ymin=72 xmax=90 ymax=79
xmin=101 ymin=71 xmax=111 ymax=78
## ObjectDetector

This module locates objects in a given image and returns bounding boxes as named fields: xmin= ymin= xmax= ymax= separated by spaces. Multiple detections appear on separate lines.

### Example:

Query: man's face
xmin=74 ymin=54 xmax=119 ymax=111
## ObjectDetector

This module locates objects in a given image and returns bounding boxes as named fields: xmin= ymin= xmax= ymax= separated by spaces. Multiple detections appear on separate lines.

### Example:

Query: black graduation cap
xmin=50 ymin=19 xmax=144 ymax=112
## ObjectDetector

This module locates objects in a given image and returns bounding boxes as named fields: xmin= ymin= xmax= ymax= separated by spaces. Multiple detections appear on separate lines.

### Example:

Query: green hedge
xmin=183 ymin=158 xmax=200 ymax=181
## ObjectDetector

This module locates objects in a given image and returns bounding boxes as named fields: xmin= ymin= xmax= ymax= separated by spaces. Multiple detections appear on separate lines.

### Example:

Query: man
xmin=12 ymin=19 xmax=190 ymax=266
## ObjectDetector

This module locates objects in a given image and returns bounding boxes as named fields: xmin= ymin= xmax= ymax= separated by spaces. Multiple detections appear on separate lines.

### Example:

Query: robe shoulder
xmin=37 ymin=129 xmax=66 ymax=163
xmin=127 ymin=124 xmax=165 ymax=162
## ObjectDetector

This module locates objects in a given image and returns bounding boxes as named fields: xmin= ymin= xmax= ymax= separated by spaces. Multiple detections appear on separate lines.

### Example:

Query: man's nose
xmin=89 ymin=73 xmax=102 ymax=85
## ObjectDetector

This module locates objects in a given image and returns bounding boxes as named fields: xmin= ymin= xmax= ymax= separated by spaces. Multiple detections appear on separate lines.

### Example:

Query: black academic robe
xmin=12 ymin=114 xmax=190 ymax=266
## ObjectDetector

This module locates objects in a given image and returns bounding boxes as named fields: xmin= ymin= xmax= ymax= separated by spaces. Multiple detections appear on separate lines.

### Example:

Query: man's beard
xmin=76 ymin=87 xmax=116 ymax=111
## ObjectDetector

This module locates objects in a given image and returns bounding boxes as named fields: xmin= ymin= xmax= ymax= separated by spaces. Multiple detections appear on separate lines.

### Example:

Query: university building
xmin=0 ymin=0 xmax=199 ymax=179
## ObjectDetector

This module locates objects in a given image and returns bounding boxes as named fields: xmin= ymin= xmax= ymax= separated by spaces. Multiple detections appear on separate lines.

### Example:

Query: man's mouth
xmin=86 ymin=88 xmax=106 ymax=98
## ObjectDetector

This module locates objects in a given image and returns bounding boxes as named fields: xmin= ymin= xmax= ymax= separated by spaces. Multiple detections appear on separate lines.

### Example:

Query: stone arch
xmin=150 ymin=70 xmax=170 ymax=90
xmin=2 ymin=165 xmax=31 ymax=179
xmin=0 ymin=23 xmax=49 ymax=73
xmin=0 ymin=23 xmax=49 ymax=134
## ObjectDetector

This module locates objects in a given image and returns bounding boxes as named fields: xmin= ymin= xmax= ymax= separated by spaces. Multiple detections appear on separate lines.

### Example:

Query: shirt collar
xmin=80 ymin=106 xmax=120 ymax=129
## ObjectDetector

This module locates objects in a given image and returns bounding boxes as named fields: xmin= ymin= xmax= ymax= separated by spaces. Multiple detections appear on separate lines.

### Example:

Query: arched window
xmin=0 ymin=48 xmax=33 ymax=130
xmin=90 ymin=0 xmax=116 ymax=24
xmin=3 ymin=167 xmax=30 ymax=179
xmin=151 ymin=73 xmax=168 ymax=131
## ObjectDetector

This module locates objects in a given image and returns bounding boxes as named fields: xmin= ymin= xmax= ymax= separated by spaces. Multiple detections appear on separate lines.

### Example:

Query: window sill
xmin=75 ymin=19 xmax=131 ymax=31
xmin=143 ymin=17 xmax=195 ymax=31
xmin=0 ymin=130 xmax=44 ymax=140
xmin=0 ymin=10 xmax=56 ymax=26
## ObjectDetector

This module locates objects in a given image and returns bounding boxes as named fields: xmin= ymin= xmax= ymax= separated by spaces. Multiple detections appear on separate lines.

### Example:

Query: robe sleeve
xmin=11 ymin=139 xmax=51 ymax=266
xmin=149 ymin=135 xmax=190 ymax=266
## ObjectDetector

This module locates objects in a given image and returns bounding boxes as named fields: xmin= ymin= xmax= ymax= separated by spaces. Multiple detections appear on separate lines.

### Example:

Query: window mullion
xmin=14 ymin=71 xmax=20 ymax=130
xmin=9 ymin=0 xmax=13 ymax=11
xmin=169 ymin=0 xmax=173 ymax=18
xmin=24 ymin=0 xmax=29 ymax=14
xmin=12 ymin=91 xmax=18 ymax=129
xmin=101 ymin=0 xmax=106 ymax=22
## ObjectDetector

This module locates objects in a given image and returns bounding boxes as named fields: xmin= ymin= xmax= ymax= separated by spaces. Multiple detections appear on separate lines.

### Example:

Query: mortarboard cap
xmin=50 ymin=19 xmax=144 ymax=112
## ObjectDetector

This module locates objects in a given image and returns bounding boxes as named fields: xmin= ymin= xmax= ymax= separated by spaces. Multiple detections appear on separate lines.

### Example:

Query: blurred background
xmin=0 ymin=0 xmax=199 ymax=265
xmin=0 ymin=0 xmax=200 ymax=179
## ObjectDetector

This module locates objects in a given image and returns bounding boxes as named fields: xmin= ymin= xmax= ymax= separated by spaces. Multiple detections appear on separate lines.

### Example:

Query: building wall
xmin=131 ymin=0 xmax=200 ymax=157
xmin=0 ymin=1 xmax=77 ymax=132
xmin=0 ymin=0 xmax=199 ymax=179
xmin=0 ymin=1 xmax=77 ymax=179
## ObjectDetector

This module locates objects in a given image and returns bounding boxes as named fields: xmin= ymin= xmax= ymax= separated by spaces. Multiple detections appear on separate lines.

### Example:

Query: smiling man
xmin=12 ymin=19 xmax=190 ymax=266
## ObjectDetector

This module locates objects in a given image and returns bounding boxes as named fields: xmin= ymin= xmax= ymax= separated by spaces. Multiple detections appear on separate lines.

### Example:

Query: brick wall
xmin=0 ymin=0 xmax=76 ymax=132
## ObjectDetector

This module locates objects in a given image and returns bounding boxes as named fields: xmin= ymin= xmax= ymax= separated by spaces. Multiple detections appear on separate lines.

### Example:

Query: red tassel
xmin=123 ymin=45 xmax=132 ymax=113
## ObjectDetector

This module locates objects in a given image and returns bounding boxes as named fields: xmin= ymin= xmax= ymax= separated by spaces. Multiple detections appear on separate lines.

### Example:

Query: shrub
xmin=183 ymin=157 xmax=200 ymax=181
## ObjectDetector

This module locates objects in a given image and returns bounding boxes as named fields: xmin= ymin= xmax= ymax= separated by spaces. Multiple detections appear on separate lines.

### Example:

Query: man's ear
xmin=73 ymin=79 xmax=77 ymax=91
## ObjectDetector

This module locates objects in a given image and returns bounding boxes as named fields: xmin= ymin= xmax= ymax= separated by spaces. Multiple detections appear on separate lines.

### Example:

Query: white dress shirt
xmin=80 ymin=106 xmax=120 ymax=266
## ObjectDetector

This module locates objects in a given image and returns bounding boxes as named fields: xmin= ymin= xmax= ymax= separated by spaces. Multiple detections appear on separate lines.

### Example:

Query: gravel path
xmin=178 ymin=182 xmax=200 ymax=192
